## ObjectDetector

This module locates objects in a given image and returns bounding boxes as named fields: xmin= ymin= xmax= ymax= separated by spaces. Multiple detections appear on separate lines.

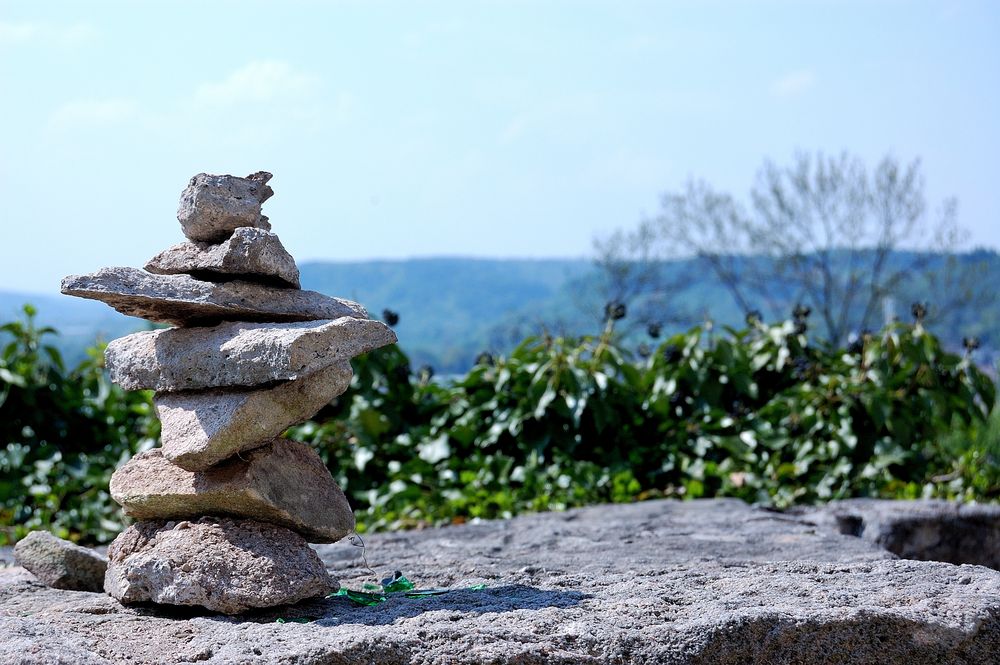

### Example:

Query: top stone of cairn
xmin=178 ymin=171 xmax=274 ymax=243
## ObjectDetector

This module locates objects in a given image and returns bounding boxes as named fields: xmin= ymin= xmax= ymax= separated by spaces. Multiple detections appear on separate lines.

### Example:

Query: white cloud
xmin=0 ymin=21 xmax=97 ymax=48
xmin=770 ymin=70 xmax=816 ymax=98
xmin=193 ymin=61 xmax=320 ymax=107
xmin=49 ymin=99 xmax=138 ymax=130
xmin=45 ymin=61 xmax=334 ymax=145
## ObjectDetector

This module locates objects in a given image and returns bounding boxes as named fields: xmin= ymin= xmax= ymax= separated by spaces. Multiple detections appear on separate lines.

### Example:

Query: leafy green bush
xmin=289 ymin=313 xmax=997 ymax=531
xmin=0 ymin=304 xmax=996 ymax=543
xmin=0 ymin=306 xmax=158 ymax=544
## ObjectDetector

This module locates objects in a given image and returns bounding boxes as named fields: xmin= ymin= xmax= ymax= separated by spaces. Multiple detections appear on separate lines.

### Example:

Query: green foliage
xmin=0 ymin=305 xmax=158 ymax=544
xmin=0 ymin=304 xmax=995 ymax=543
xmin=288 ymin=315 xmax=997 ymax=531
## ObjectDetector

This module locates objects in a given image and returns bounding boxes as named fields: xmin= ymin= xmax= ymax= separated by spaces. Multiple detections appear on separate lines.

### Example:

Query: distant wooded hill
xmin=3 ymin=252 xmax=997 ymax=373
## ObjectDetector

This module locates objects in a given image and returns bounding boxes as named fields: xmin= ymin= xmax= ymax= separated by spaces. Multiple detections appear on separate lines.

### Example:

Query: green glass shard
xmin=383 ymin=575 xmax=416 ymax=593
xmin=328 ymin=576 xmax=487 ymax=606
xmin=332 ymin=587 xmax=387 ymax=606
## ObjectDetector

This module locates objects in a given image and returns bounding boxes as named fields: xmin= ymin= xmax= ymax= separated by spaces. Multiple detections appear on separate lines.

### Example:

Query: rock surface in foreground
xmin=110 ymin=442 xmax=354 ymax=543
xmin=106 ymin=317 xmax=394 ymax=391
xmin=2 ymin=499 xmax=998 ymax=664
xmin=104 ymin=518 xmax=335 ymax=614
xmin=12 ymin=531 xmax=106 ymax=592
xmin=60 ymin=267 xmax=367 ymax=326
xmin=155 ymin=362 xmax=354 ymax=470
xmin=145 ymin=227 xmax=300 ymax=288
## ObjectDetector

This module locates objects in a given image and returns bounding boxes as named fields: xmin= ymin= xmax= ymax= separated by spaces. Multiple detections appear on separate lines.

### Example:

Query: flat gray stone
xmin=145 ymin=227 xmax=300 ymax=288
xmin=104 ymin=518 xmax=336 ymax=614
xmin=2 ymin=499 xmax=997 ymax=663
xmin=156 ymin=362 xmax=354 ymax=470
xmin=106 ymin=317 xmax=395 ymax=391
xmin=110 ymin=441 xmax=354 ymax=543
xmin=61 ymin=267 xmax=368 ymax=326
xmin=177 ymin=171 xmax=273 ymax=243
xmin=13 ymin=531 xmax=106 ymax=592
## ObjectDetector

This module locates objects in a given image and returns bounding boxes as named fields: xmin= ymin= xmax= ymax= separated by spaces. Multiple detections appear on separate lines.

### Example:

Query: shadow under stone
xmin=168 ymin=584 xmax=592 ymax=626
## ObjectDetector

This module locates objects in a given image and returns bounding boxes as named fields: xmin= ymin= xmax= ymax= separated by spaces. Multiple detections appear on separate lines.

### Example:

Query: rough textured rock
xmin=60 ymin=267 xmax=367 ymax=326
xmin=795 ymin=498 xmax=1000 ymax=569
xmin=12 ymin=531 xmax=106 ymax=592
xmin=145 ymin=227 xmax=301 ymax=288
xmin=2 ymin=499 xmax=998 ymax=663
xmin=105 ymin=317 xmax=394 ymax=391
xmin=177 ymin=172 xmax=274 ymax=243
xmin=104 ymin=518 xmax=335 ymax=614
xmin=110 ymin=442 xmax=354 ymax=543
xmin=156 ymin=362 xmax=354 ymax=470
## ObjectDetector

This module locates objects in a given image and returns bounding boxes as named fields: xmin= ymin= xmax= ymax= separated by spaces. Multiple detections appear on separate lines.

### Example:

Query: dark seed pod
xmin=637 ymin=343 xmax=651 ymax=358
xmin=963 ymin=336 xmax=981 ymax=352
xmin=382 ymin=309 xmax=400 ymax=326
xmin=792 ymin=304 xmax=811 ymax=320
xmin=745 ymin=310 xmax=763 ymax=326
xmin=605 ymin=301 xmax=627 ymax=321
xmin=475 ymin=352 xmax=495 ymax=366
xmin=911 ymin=302 xmax=927 ymax=323
xmin=647 ymin=323 xmax=662 ymax=339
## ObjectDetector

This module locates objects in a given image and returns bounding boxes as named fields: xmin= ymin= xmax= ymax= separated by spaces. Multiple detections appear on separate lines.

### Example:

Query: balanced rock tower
xmin=61 ymin=172 xmax=396 ymax=613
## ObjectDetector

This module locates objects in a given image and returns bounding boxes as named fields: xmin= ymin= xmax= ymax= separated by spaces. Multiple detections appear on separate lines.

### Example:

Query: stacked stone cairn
xmin=60 ymin=172 xmax=396 ymax=614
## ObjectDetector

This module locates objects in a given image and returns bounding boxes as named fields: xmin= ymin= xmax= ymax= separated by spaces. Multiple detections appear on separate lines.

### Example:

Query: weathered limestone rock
xmin=104 ymin=518 xmax=335 ymax=614
xmin=145 ymin=227 xmax=301 ymax=288
xmin=61 ymin=267 xmax=367 ymax=325
xmin=13 ymin=531 xmax=106 ymax=592
xmin=177 ymin=171 xmax=274 ymax=243
xmin=2 ymin=499 xmax=998 ymax=663
xmin=110 ymin=441 xmax=354 ymax=543
xmin=105 ymin=317 xmax=395 ymax=392
xmin=155 ymin=362 xmax=353 ymax=470
xmin=54 ymin=168 xmax=393 ymax=617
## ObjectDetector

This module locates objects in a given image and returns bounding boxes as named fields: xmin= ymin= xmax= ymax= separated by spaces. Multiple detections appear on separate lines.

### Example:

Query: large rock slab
xmin=104 ymin=518 xmax=336 ymax=614
xmin=12 ymin=531 xmax=106 ymax=592
xmin=156 ymin=362 xmax=354 ymax=470
xmin=106 ymin=317 xmax=395 ymax=392
xmin=110 ymin=441 xmax=354 ymax=543
xmin=145 ymin=227 xmax=300 ymax=288
xmin=795 ymin=498 xmax=1000 ymax=569
xmin=2 ymin=499 xmax=998 ymax=663
xmin=177 ymin=171 xmax=274 ymax=243
xmin=60 ymin=267 xmax=367 ymax=326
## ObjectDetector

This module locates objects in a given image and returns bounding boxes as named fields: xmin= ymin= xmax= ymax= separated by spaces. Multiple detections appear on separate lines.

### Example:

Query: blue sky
xmin=1 ymin=0 xmax=998 ymax=293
